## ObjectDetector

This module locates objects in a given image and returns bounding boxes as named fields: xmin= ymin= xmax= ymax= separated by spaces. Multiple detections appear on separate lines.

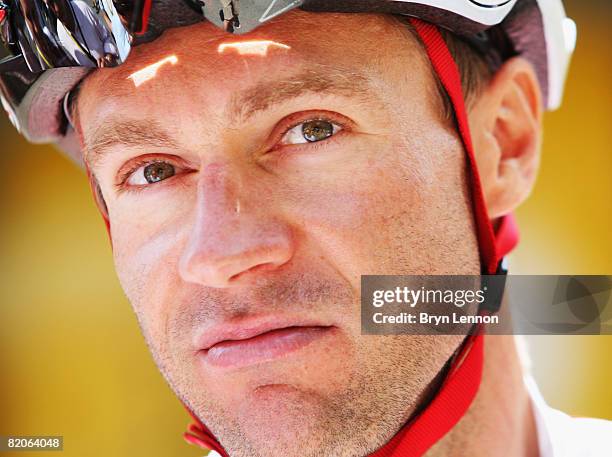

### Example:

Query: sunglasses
xmin=0 ymin=0 xmax=158 ymax=72
xmin=0 ymin=0 xmax=310 ymax=72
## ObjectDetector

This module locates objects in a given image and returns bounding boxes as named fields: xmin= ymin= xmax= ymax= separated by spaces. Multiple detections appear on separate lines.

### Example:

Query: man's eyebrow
xmin=84 ymin=119 xmax=178 ymax=168
xmin=230 ymin=68 xmax=380 ymax=122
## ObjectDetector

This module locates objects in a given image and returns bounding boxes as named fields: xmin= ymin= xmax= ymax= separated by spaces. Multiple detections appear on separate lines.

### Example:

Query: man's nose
xmin=178 ymin=165 xmax=293 ymax=288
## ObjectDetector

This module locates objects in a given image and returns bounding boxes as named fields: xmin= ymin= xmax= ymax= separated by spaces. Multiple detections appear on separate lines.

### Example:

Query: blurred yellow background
xmin=0 ymin=1 xmax=610 ymax=455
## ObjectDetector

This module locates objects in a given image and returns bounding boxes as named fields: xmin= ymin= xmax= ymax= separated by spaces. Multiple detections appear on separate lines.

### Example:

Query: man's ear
xmin=468 ymin=57 xmax=543 ymax=219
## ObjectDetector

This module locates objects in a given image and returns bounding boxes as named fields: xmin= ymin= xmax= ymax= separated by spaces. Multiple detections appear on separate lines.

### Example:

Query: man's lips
xmin=195 ymin=318 xmax=335 ymax=369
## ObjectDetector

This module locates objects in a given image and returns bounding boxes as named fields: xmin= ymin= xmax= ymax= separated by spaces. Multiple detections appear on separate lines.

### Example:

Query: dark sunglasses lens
xmin=8 ymin=0 xmax=131 ymax=70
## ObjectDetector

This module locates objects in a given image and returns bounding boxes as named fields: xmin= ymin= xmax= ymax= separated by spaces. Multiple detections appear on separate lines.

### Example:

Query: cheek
xmin=108 ymin=197 xmax=194 ymax=349
xmin=280 ymin=127 xmax=479 ymax=282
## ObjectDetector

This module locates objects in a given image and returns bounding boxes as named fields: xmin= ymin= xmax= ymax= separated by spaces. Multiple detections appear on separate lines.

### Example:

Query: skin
xmin=75 ymin=10 xmax=542 ymax=457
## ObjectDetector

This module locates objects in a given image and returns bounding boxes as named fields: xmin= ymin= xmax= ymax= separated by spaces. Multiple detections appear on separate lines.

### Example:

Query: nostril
xmin=228 ymin=262 xmax=281 ymax=283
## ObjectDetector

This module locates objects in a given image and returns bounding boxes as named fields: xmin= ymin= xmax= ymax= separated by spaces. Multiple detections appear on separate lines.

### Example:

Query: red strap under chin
xmin=369 ymin=331 xmax=484 ymax=457
xmin=182 ymin=18 xmax=517 ymax=457
xmin=184 ymin=409 xmax=229 ymax=457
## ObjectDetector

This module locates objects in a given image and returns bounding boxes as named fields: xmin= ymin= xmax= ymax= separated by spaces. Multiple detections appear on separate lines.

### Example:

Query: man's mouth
xmin=196 ymin=318 xmax=336 ymax=369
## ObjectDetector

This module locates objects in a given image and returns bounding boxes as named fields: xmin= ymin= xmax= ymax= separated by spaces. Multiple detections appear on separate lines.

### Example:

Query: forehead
xmin=80 ymin=11 xmax=423 ymax=99
xmin=76 ymin=11 xmax=433 ymax=155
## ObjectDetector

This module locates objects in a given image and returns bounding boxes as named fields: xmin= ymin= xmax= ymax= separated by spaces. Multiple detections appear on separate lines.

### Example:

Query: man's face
xmin=78 ymin=11 xmax=480 ymax=457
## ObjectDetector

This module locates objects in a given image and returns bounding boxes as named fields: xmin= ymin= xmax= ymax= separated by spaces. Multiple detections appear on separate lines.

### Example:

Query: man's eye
xmin=127 ymin=161 xmax=176 ymax=186
xmin=281 ymin=119 xmax=342 ymax=145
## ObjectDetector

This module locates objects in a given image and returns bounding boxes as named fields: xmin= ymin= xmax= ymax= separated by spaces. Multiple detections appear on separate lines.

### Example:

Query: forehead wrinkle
xmin=229 ymin=66 xmax=380 ymax=123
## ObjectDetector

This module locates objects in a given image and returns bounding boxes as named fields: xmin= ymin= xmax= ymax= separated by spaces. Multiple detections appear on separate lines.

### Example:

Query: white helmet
xmin=0 ymin=0 xmax=576 ymax=162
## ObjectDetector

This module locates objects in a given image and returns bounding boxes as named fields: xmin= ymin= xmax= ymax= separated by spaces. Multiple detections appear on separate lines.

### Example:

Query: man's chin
xmin=212 ymin=384 xmax=333 ymax=457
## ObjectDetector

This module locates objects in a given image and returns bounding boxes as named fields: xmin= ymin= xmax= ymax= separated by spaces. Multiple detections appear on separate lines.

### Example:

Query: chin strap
xmin=369 ymin=329 xmax=484 ymax=457
xmin=182 ymin=18 xmax=520 ymax=457
xmin=184 ymin=411 xmax=230 ymax=457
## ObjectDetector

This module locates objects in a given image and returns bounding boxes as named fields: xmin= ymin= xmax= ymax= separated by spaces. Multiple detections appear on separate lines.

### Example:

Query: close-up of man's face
xmin=4 ymin=0 xmax=612 ymax=456
xmin=75 ymin=11 xmax=484 ymax=457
